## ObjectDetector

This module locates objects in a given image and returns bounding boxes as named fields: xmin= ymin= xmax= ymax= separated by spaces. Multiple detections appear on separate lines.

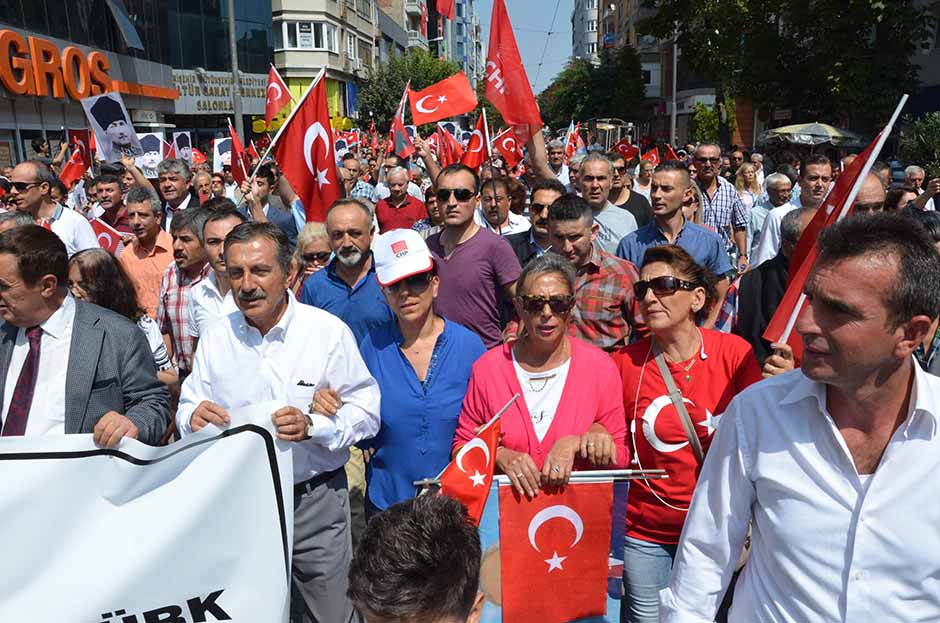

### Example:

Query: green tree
xmin=690 ymin=102 xmax=718 ymax=144
xmin=899 ymin=113 xmax=940 ymax=179
xmin=357 ymin=50 xmax=461 ymax=134
xmin=639 ymin=0 xmax=933 ymax=133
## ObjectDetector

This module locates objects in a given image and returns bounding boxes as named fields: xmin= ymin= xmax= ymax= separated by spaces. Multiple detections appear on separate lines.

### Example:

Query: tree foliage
xmin=899 ymin=113 xmax=940 ymax=179
xmin=357 ymin=49 xmax=462 ymax=133
xmin=537 ymin=46 xmax=647 ymax=131
xmin=639 ymin=0 xmax=935 ymax=132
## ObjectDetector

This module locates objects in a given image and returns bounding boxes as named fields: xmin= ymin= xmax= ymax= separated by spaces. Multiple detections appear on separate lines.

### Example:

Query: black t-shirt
xmin=616 ymin=191 xmax=652 ymax=228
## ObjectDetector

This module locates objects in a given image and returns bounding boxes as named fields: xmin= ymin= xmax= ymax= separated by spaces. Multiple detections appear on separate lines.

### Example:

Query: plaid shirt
xmin=157 ymin=261 xmax=210 ymax=374
xmin=350 ymin=180 xmax=379 ymax=204
xmin=571 ymin=245 xmax=640 ymax=351
xmin=697 ymin=176 xmax=749 ymax=251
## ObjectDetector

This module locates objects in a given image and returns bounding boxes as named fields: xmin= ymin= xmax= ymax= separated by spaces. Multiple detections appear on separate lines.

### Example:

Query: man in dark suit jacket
xmin=0 ymin=226 xmax=169 ymax=446
xmin=238 ymin=163 xmax=298 ymax=248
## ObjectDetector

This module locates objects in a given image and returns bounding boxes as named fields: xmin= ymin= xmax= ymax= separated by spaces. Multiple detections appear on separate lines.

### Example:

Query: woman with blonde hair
xmin=292 ymin=222 xmax=331 ymax=295
xmin=735 ymin=163 xmax=761 ymax=213
xmin=682 ymin=181 xmax=705 ymax=226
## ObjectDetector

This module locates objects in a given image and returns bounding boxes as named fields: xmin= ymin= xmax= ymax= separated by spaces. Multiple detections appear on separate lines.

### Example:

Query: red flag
xmin=90 ymin=218 xmax=123 ymax=255
xmin=67 ymin=129 xmax=91 ymax=168
xmin=664 ymin=144 xmax=679 ymax=161
xmin=437 ymin=0 xmax=455 ymax=20
xmin=59 ymin=147 xmax=87 ymax=188
xmin=420 ymin=3 xmax=429 ymax=36
xmin=248 ymin=140 xmax=260 ymax=161
xmin=437 ymin=125 xmax=464 ymax=168
xmin=460 ymin=114 xmax=490 ymax=171
xmin=369 ymin=118 xmax=379 ymax=153
xmin=485 ymin=0 xmax=542 ymax=130
xmin=227 ymin=119 xmax=251 ymax=188
xmin=499 ymin=482 xmax=613 ymax=623
xmin=409 ymin=72 xmax=478 ymax=125
xmin=640 ymin=147 xmax=660 ymax=166
xmin=612 ymin=138 xmax=639 ymax=161
xmin=272 ymin=77 xmax=341 ymax=222
xmin=391 ymin=85 xmax=415 ymax=159
xmin=191 ymin=148 xmax=207 ymax=165
xmin=494 ymin=127 xmax=523 ymax=170
xmin=162 ymin=138 xmax=176 ymax=160
xmin=440 ymin=420 xmax=500 ymax=525
xmin=565 ymin=123 xmax=582 ymax=160
xmin=88 ymin=130 xmax=96 ymax=158
xmin=265 ymin=65 xmax=292 ymax=129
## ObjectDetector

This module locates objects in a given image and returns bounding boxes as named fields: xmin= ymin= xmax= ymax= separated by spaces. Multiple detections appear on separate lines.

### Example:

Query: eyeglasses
xmin=530 ymin=202 xmax=551 ymax=213
xmin=614 ymin=166 xmax=628 ymax=173
xmin=387 ymin=272 xmax=433 ymax=292
xmin=10 ymin=181 xmax=40 ymax=192
xmin=302 ymin=251 xmax=331 ymax=264
xmin=435 ymin=188 xmax=475 ymax=202
xmin=518 ymin=294 xmax=575 ymax=315
xmin=694 ymin=157 xmax=721 ymax=164
xmin=633 ymin=275 xmax=698 ymax=299
xmin=482 ymin=195 xmax=507 ymax=204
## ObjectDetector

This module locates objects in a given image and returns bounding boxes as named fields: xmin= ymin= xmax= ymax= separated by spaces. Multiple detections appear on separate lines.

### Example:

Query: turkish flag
xmin=664 ymin=143 xmax=679 ymax=161
xmin=90 ymin=218 xmax=124 ymax=255
xmin=612 ymin=138 xmax=639 ymax=161
xmin=485 ymin=0 xmax=542 ymax=130
xmin=437 ymin=0 xmax=455 ymax=20
xmin=191 ymin=148 xmax=207 ymax=165
xmin=440 ymin=420 xmax=500 ymax=525
xmin=409 ymin=72 xmax=478 ymax=125
xmin=763 ymin=131 xmax=883 ymax=361
xmin=227 ymin=119 xmax=251 ymax=187
xmin=391 ymin=86 xmax=415 ymax=159
xmin=494 ymin=127 xmax=523 ymax=170
xmin=67 ymin=129 xmax=91 ymax=168
xmin=499 ymin=482 xmax=613 ymax=623
xmin=460 ymin=114 xmax=489 ymax=171
xmin=437 ymin=124 xmax=464 ymax=168
xmin=248 ymin=140 xmax=260 ymax=161
xmin=59 ymin=147 xmax=87 ymax=188
xmin=162 ymin=138 xmax=176 ymax=160
xmin=273 ymin=78 xmax=340 ymax=222
xmin=265 ymin=65 xmax=292 ymax=129
xmin=640 ymin=147 xmax=660 ymax=166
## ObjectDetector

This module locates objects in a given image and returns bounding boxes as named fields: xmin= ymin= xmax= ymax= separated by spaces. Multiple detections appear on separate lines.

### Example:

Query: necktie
xmin=2 ymin=326 xmax=43 ymax=436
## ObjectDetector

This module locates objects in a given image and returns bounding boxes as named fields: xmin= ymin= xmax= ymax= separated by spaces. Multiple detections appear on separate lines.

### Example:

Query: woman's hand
xmin=580 ymin=427 xmax=617 ymax=466
xmin=541 ymin=435 xmax=580 ymax=488
xmin=496 ymin=446 xmax=540 ymax=499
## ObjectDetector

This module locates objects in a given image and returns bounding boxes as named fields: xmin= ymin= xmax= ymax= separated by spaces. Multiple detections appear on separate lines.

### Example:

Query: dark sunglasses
xmin=614 ymin=165 xmax=628 ymax=173
xmin=10 ymin=181 xmax=40 ymax=192
xmin=530 ymin=202 xmax=551 ymax=213
xmin=695 ymin=157 xmax=721 ymax=164
xmin=302 ymin=251 xmax=331 ymax=264
xmin=387 ymin=272 xmax=434 ymax=292
xmin=518 ymin=294 xmax=575 ymax=315
xmin=436 ymin=188 xmax=475 ymax=202
xmin=633 ymin=275 xmax=698 ymax=299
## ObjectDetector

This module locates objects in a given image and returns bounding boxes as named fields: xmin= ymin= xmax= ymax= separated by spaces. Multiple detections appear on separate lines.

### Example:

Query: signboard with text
xmin=173 ymin=69 xmax=267 ymax=116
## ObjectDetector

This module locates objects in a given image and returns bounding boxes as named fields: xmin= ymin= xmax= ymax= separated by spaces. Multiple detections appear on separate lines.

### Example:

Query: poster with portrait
xmin=80 ymin=92 xmax=142 ymax=163
xmin=135 ymin=132 xmax=164 ymax=178
xmin=173 ymin=131 xmax=193 ymax=165
xmin=213 ymin=137 xmax=232 ymax=173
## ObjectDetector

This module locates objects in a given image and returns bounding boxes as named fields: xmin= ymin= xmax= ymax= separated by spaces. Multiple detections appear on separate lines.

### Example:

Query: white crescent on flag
xmin=415 ymin=94 xmax=441 ymax=114
xmin=267 ymin=82 xmax=282 ymax=105
xmin=527 ymin=505 xmax=584 ymax=552
xmin=501 ymin=135 xmax=516 ymax=151
xmin=303 ymin=123 xmax=331 ymax=176
xmin=455 ymin=437 xmax=491 ymax=472
xmin=642 ymin=394 xmax=695 ymax=454
xmin=468 ymin=130 xmax=484 ymax=153
xmin=97 ymin=231 xmax=113 ymax=249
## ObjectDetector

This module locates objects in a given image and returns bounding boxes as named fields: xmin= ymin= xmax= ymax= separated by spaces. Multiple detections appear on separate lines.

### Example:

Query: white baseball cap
xmin=373 ymin=229 xmax=435 ymax=287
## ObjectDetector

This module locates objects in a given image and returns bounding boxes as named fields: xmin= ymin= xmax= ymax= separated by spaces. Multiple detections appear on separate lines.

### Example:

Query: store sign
xmin=173 ymin=70 xmax=266 ymax=116
xmin=0 ymin=29 xmax=176 ymax=101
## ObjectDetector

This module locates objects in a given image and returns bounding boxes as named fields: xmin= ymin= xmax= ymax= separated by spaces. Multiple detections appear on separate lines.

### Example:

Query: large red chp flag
xmin=440 ymin=420 xmax=500 ymax=525
xmin=273 ymin=77 xmax=340 ymax=222
xmin=499 ymin=482 xmax=614 ymax=623
xmin=485 ymin=0 xmax=542 ymax=132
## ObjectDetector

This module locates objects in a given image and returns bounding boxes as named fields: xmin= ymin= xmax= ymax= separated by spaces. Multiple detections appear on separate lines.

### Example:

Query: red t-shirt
xmin=375 ymin=194 xmax=426 ymax=233
xmin=613 ymin=329 xmax=762 ymax=544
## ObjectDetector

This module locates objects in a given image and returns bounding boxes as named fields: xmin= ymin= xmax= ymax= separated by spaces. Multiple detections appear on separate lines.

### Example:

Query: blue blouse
xmin=358 ymin=318 xmax=486 ymax=510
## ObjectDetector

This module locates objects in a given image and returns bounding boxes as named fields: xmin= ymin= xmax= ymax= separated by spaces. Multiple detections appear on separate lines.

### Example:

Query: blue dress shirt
xmin=616 ymin=220 xmax=734 ymax=277
xmin=358 ymin=318 xmax=486 ymax=510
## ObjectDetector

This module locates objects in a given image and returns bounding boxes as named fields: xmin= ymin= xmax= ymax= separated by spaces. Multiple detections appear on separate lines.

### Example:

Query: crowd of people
xmin=2 ymin=125 xmax=940 ymax=623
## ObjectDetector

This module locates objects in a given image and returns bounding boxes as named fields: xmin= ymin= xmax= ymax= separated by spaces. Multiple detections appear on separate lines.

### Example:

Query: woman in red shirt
xmin=613 ymin=244 xmax=761 ymax=623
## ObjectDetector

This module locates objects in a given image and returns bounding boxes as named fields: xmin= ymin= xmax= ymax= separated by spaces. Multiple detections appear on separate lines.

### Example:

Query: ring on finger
xmin=586 ymin=441 xmax=595 ymax=447
xmin=515 ymin=472 xmax=524 ymax=478
xmin=551 ymin=465 xmax=561 ymax=473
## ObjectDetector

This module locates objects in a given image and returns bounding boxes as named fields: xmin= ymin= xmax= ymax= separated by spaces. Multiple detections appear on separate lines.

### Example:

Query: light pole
xmin=226 ymin=0 xmax=244 ymax=140
xmin=670 ymin=36 xmax=678 ymax=146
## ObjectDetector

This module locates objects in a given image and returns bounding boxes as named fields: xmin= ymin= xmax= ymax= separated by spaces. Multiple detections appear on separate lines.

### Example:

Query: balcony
xmin=405 ymin=0 xmax=424 ymax=16
xmin=408 ymin=30 xmax=428 ymax=49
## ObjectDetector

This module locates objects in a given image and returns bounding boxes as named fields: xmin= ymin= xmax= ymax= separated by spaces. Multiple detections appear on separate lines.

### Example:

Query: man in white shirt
xmin=579 ymin=153 xmax=638 ymax=254
xmin=475 ymin=177 xmax=531 ymax=236
xmin=747 ymin=172 xmax=793 ymax=258
xmin=546 ymin=139 xmax=570 ymax=185
xmin=188 ymin=204 xmax=245 ymax=343
xmin=750 ymin=153 xmax=765 ymax=187
xmin=7 ymin=160 xmax=96 ymax=257
xmin=176 ymin=222 xmax=381 ymax=622
xmin=157 ymin=159 xmax=196 ymax=231
xmin=375 ymin=154 xmax=424 ymax=201
xmin=662 ymin=213 xmax=940 ymax=622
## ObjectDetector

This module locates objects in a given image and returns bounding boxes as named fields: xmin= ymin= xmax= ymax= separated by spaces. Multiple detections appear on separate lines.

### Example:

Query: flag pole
xmin=778 ymin=93 xmax=909 ymax=343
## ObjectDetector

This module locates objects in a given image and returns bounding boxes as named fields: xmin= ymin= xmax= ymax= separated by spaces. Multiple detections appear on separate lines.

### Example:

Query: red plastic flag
xmin=494 ymin=127 xmax=523 ymax=170
xmin=409 ymin=72 xmax=478 ymax=125
xmin=485 ymin=0 xmax=542 ymax=130
xmin=272 ymin=77 xmax=340 ymax=222
xmin=640 ymin=147 xmax=660 ymax=166
xmin=437 ymin=125 xmax=464 ymax=168
xmin=265 ymin=65 xmax=292 ymax=129
xmin=191 ymin=148 xmax=207 ymax=165
xmin=162 ymin=138 xmax=176 ymax=160
xmin=369 ymin=118 xmax=379 ymax=153
xmin=58 ymin=147 xmax=87 ymax=188
xmin=436 ymin=0 xmax=455 ymax=20
xmin=90 ymin=218 xmax=124 ymax=255
xmin=460 ymin=114 xmax=490 ymax=171
xmin=227 ymin=118 xmax=251 ymax=188
xmin=248 ymin=140 xmax=260 ymax=161
xmin=499 ymin=482 xmax=614 ymax=623
xmin=67 ymin=129 xmax=91 ymax=168
xmin=612 ymin=138 xmax=639 ymax=161
xmin=391 ymin=85 xmax=415 ymax=159
xmin=440 ymin=420 xmax=500 ymax=525
xmin=664 ymin=143 xmax=680 ymax=161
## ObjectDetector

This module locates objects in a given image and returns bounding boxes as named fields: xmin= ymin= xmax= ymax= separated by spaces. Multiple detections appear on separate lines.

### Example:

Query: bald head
xmin=854 ymin=173 xmax=887 ymax=213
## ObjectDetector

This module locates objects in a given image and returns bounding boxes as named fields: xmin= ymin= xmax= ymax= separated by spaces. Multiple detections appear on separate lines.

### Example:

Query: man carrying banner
xmin=177 ymin=222 xmax=381 ymax=622
xmin=662 ymin=213 xmax=940 ymax=622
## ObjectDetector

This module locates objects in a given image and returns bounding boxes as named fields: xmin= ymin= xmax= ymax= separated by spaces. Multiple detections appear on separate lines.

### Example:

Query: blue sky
xmin=476 ymin=0 xmax=574 ymax=95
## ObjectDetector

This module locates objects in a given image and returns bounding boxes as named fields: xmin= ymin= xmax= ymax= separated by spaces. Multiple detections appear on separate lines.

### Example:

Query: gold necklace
xmin=663 ymin=348 xmax=699 ymax=381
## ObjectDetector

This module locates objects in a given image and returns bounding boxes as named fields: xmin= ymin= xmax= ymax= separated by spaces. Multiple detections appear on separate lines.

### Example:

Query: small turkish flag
xmin=440 ymin=420 xmax=500 ymax=525
xmin=162 ymin=138 xmax=176 ymax=160
xmin=227 ymin=118 xmax=251 ymax=187
xmin=640 ymin=147 xmax=660 ymax=166
xmin=499 ymin=482 xmax=613 ymax=623
xmin=273 ymin=77 xmax=340 ymax=222
xmin=612 ymin=138 xmax=639 ymax=162
xmin=191 ymin=148 xmax=207 ymax=165
xmin=265 ymin=65 xmax=292 ymax=129
xmin=248 ymin=140 xmax=260 ymax=161
xmin=67 ymin=129 xmax=91 ymax=168
xmin=460 ymin=114 xmax=489 ymax=171
xmin=437 ymin=125 xmax=464 ymax=168
xmin=486 ymin=0 xmax=542 ymax=130
xmin=90 ymin=218 xmax=124 ymax=255
xmin=436 ymin=0 xmax=455 ymax=20
xmin=494 ymin=127 xmax=523 ymax=170
xmin=59 ymin=147 xmax=87 ymax=188
xmin=664 ymin=143 xmax=680 ymax=161
xmin=409 ymin=72 xmax=478 ymax=125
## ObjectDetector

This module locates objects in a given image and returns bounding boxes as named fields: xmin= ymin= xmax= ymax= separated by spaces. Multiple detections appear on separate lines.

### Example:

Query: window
xmin=347 ymin=33 xmax=357 ymax=59
xmin=588 ymin=20 xmax=597 ymax=32
xmin=642 ymin=69 xmax=652 ymax=84
xmin=277 ymin=21 xmax=338 ymax=52
xmin=588 ymin=42 xmax=597 ymax=54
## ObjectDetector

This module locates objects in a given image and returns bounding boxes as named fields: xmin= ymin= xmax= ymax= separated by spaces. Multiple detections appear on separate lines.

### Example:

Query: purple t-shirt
xmin=427 ymin=228 xmax=522 ymax=348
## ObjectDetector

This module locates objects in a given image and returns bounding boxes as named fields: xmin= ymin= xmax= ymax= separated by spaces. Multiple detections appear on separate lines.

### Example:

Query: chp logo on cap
xmin=374 ymin=229 xmax=434 ymax=287
xmin=391 ymin=240 xmax=408 ymax=256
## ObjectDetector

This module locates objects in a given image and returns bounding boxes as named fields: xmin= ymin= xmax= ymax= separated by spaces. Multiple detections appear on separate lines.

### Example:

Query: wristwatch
xmin=304 ymin=413 xmax=315 ymax=439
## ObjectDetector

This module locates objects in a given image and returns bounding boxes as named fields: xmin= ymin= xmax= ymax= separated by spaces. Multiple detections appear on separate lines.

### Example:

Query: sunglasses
xmin=633 ymin=275 xmax=698 ymax=299
xmin=387 ymin=272 xmax=434 ymax=292
xmin=530 ymin=202 xmax=551 ymax=213
xmin=518 ymin=294 xmax=575 ymax=315
xmin=10 ymin=181 xmax=40 ymax=192
xmin=302 ymin=251 xmax=331 ymax=264
xmin=435 ymin=188 xmax=475 ymax=202
xmin=695 ymin=157 xmax=721 ymax=164
xmin=614 ymin=166 xmax=628 ymax=173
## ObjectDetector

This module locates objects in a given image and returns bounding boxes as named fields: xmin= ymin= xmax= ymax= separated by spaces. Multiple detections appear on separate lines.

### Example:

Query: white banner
xmin=0 ymin=403 xmax=293 ymax=621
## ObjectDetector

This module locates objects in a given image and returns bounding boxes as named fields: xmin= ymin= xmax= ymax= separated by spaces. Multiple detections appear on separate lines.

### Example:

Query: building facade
xmin=572 ymin=0 xmax=599 ymax=65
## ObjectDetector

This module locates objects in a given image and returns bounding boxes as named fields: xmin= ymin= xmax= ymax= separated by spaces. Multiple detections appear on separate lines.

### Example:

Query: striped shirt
xmin=571 ymin=244 xmax=640 ymax=351
xmin=156 ymin=261 xmax=209 ymax=374
xmin=697 ymin=175 xmax=749 ymax=250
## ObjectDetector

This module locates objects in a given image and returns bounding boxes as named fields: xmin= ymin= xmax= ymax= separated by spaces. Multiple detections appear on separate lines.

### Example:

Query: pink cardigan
xmin=453 ymin=337 xmax=629 ymax=470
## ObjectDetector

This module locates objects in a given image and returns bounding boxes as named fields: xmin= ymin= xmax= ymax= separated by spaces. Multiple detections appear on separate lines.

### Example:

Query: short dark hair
xmin=655 ymin=160 xmax=692 ymax=187
xmin=69 ymin=249 xmax=144 ymax=321
xmin=547 ymin=193 xmax=592 ymax=225
xmin=203 ymin=206 xmax=247 ymax=235
xmin=885 ymin=185 xmax=917 ymax=212
xmin=816 ymin=212 xmax=940 ymax=328
xmin=607 ymin=151 xmax=626 ymax=164
xmin=256 ymin=163 xmax=276 ymax=186
xmin=780 ymin=207 xmax=814 ymax=247
xmin=342 ymin=152 xmax=359 ymax=163
xmin=520 ymin=251 xmax=577 ymax=296
xmin=436 ymin=163 xmax=480 ymax=193
xmin=96 ymin=173 xmax=122 ymax=189
xmin=800 ymin=154 xmax=831 ymax=177
xmin=0 ymin=225 xmax=68 ymax=287
xmin=870 ymin=160 xmax=891 ymax=177
xmin=530 ymin=178 xmax=567 ymax=197
xmin=50 ymin=179 xmax=67 ymax=197
xmin=904 ymin=206 xmax=940 ymax=244
xmin=348 ymin=495 xmax=480 ymax=622
xmin=481 ymin=177 xmax=510 ymax=197
xmin=641 ymin=245 xmax=717 ymax=323
xmin=31 ymin=137 xmax=47 ymax=153
xmin=384 ymin=154 xmax=403 ymax=166
xmin=224 ymin=222 xmax=293 ymax=275
xmin=170 ymin=207 xmax=211 ymax=244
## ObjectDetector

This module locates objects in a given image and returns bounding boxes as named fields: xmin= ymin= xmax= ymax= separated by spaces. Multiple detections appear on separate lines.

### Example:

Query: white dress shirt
xmin=50 ymin=205 xmax=97 ymax=257
xmin=163 ymin=193 xmax=192 ymax=232
xmin=751 ymin=199 xmax=798 ymax=267
xmin=473 ymin=208 xmax=532 ymax=236
xmin=187 ymin=271 xmax=238 ymax=338
xmin=375 ymin=180 xmax=424 ymax=201
xmin=1 ymin=295 xmax=75 ymax=435
xmin=661 ymin=362 xmax=940 ymax=623
xmin=177 ymin=292 xmax=381 ymax=483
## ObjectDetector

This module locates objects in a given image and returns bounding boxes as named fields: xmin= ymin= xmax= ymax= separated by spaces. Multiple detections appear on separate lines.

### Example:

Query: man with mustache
xmin=694 ymin=143 xmax=749 ymax=270
xmin=118 ymin=187 xmax=174 ymax=319
xmin=475 ymin=177 xmax=530 ymax=237
xmin=505 ymin=178 xmax=566 ymax=268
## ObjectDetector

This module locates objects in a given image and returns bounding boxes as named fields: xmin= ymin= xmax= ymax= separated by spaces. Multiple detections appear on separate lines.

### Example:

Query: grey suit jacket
xmin=0 ymin=300 xmax=170 ymax=444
